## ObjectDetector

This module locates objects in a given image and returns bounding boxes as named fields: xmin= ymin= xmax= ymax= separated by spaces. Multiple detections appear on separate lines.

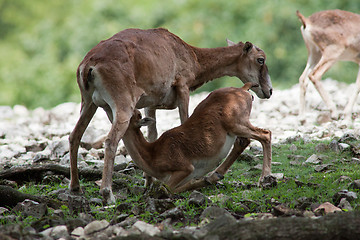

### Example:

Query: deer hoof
xmin=100 ymin=188 xmax=116 ymax=204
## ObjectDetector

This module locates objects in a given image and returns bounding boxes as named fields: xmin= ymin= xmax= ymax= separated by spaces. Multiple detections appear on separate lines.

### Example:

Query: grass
xmin=1 ymin=139 xmax=360 ymax=228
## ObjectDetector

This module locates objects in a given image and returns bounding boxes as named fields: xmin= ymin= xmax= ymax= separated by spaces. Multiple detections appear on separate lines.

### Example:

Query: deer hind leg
xmin=207 ymin=137 xmax=251 ymax=183
xmin=308 ymin=50 xmax=342 ymax=119
xmin=100 ymin=107 xmax=133 ymax=204
xmin=69 ymin=101 xmax=98 ymax=192
xmin=231 ymin=122 xmax=272 ymax=183
xmin=344 ymin=66 xmax=360 ymax=120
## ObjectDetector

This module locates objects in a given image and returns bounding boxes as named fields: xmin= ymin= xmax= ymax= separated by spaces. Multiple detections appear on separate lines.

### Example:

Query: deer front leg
xmin=143 ymin=107 xmax=157 ymax=188
xmin=69 ymin=102 xmax=97 ymax=192
xmin=175 ymin=75 xmax=191 ymax=124
xmin=344 ymin=66 xmax=360 ymax=120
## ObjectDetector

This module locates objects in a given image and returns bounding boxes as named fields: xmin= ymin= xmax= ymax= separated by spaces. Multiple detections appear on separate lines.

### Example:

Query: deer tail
xmin=296 ymin=10 xmax=307 ymax=28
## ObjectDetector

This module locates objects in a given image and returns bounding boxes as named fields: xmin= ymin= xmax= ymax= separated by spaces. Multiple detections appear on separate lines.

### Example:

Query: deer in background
xmin=69 ymin=28 xmax=272 ymax=203
xmin=123 ymin=82 xmax=272 ymax=192
xmin=297 ymin=10 xmax=360 ymax=121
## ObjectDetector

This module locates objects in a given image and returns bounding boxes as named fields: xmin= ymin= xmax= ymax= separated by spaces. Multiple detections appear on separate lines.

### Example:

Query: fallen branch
xmin=0 ymin=185 xmax=62 ymax=209
xmin=203 ymin=212 xmax=360 ymax=240
xmin=0 ymin=164 xmax=135 ymax=184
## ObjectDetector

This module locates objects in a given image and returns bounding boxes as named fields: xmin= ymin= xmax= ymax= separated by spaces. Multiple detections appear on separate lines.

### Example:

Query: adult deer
xmin=123 ymin=82 xmax=272 ymax=192
xmin=69 ymin=28 xmax=272 ymax=203
xmin=297 ymin=10 xmax=360 ymax=121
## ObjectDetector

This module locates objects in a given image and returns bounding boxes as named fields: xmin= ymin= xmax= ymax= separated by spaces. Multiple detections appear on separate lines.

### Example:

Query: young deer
xmin=69 ymin=28 xmax=272 ymax=203
xmin=122 ymin=82 xmax=272 ymax=192
xmin=297 ymin=10 xmax=360 ymax=121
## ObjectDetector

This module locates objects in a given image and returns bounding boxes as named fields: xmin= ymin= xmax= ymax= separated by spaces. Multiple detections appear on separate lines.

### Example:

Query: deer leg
xmin=231 ymin=122 xmax=272 ymax=183
xmin=100 ymin=111 xmax=132 ymax=204
xmin=309 ymin=57 xmax=338 ymax=119
xmin=344 ymin=66 xmax=360 ymax=120
xmin=175 ymin=77 xmax=190 ymax=124
xmin=143 ymin=107 xmax=157 ymax=187
xmin=69 ymin=102 xmax=97 ymax=192
xmin=299 ymin=45 xmax=322 ymax=121
xmin=207 ymin=137 xmax=251 ymax=183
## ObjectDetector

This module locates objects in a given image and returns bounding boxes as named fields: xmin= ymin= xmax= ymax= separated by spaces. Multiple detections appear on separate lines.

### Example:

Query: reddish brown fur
xmin=69 ymin=28 xmax=272 ymax=203
xmin=297 ymin=10 xmax=360 ymax=121
xmin=123 ymin=82 xmax=271 ymax=192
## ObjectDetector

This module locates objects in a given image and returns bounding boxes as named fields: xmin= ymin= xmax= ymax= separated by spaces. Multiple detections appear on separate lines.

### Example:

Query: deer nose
xmin=270 ymin=88 xmax=273 ymax=96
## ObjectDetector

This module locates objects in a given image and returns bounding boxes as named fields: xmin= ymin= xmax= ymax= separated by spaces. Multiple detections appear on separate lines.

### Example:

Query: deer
xmin=69 ymin=28 xmax=272 ymax=203
xmin=122 ymin=82 xmax=272 ymax=193
xmin=296 ymin=9 xmax=360 ymax=122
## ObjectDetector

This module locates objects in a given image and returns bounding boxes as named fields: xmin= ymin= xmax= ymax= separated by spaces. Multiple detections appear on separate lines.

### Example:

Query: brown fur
xmin=123 ymin=83 xmax=271 ymax=192
xmin=297 ymin=10 xmax=360 ymax=121
xmin=69 ymin=28 xmax=272 ymax=203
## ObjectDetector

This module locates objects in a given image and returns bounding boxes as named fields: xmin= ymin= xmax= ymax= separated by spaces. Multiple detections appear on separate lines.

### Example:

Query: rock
xmin=349 ymin=180 xmax=360 ymax=190
xmin=0 ymin=207 xmax=10 ymax=214
xmin=338 ymin=143 xmax=350 ymax=151
xmin=338 ymin=198 xmax=353 ymax=211
xmin=333 ymin=176 xmax=352 ymax=184
xmin=13 ymin=199 xmax=47 ymax=218
xmin=160 ymin=207 xmax=185 ymax=220
xmin=68 ymin=195 xmax=91 ymax=215
xmin=314 ymin=164 xmax=333 ymax=172
xmin=71 ymin=227 xmax=85 ymax=238
xmin=315 ymin=143 xmax=328 ymax=152
xmin=316 ymin=113 xmax=331 ymax=124
xmin=260 ymin=175 xmax=277 ymax=189
xmin=132 ymin=221 xmax=160 ymax=237
xmin=289 ymin=144 xmax=297 ymax=152
xmin=273 ymin=204 xmax=301 ymax=217
xmin=200 ymin=206 xmax=235 ymax=221
xmin=84 ymin=220 xmax=110 ymax=236
xmin=305 ymin=154 xmax=322 ymax=164
xmin=270 ymin=173 xmax=284 ymax=180
xmin=188 ymin=191 xmax=211 ymax=207
xmin=145 ymin=198 xmax=176 ymax=214
xmin=314 ymin=202 xmax=341 ymax=216
xmin=329 ymin=140 xmax=341 ymax=152
xmin=333 ymin=190 xmax=357 ymax=205
xmin=238 ymin=152 xmax=256 ymax=163
xmin=40 ymin=225 xmax=68 ymax=239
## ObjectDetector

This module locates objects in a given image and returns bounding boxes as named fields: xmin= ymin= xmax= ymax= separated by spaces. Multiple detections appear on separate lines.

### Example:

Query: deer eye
xmin=257 ymin=58 xmax=265 ymax=65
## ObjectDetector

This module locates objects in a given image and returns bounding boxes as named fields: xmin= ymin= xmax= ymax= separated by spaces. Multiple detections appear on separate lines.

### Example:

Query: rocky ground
xmin=0 ymin=78 xmax=360 ymax=239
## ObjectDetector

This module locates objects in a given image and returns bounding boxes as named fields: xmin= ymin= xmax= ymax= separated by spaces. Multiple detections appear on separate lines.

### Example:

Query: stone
xmin=160 ymin=207 xmax=184 ymax=220
xmin=349 ymin=180 xmax=360 ymax=190
xmin=333 ymin=190 xmax=357 ymax=205
xmin=260 ymin=175 xmax=277 ymax=189
xmin=329 ymin=140 xmax=341 ymax=152
xmin=188 ymin=191 xmax=211 ymax=207
xmin=338 ymin=143 xmax=350 ymax=151
xmin=71 ymin=227 xmax=85 ymax=238
xmin=305 ymin=154 xmax=322 ymax=164
xmin=200 ymin=206 xmax=234 ymax=221
xmin=84 ymin=220 xmax=110 ymax=236
xmin=132 ymin=221 xmax=160 ymax=237
xmin=315 ymin=143 xmax=328 ymax=152
xmin=40 ymin=225 xmax=68 ymax=239
xmin=314 ymin=164 xmax=333 ymax=172
xmin=338 ymin=198 xmax=353 ymax=211
xmin=145 ymin=198 xmax=176 ymax=214
xmin=289 ymin=144 xmax=297 ymax=152
xmin=314 ymin=202 xmax=341 ymax=216
xmin=13 ymin=199 xmax=47 ymax=218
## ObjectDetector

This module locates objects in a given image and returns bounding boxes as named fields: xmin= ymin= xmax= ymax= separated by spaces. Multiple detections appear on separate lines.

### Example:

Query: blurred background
xmin=0 ymin=0 xmax=359 ymax=109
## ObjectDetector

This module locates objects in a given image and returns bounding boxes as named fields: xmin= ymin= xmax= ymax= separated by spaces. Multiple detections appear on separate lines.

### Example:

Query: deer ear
xmin=226 ymin=39 xmax=236 ymax=46
xmin=243 ymin=41 xmax=253 ymax=53
xmin=138 ymin=117 xmax=156 ymax=127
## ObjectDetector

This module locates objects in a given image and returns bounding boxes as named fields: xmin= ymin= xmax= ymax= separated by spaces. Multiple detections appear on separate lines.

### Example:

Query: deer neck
xmin=122 ymin=128 xmax=153 ymax=171
xmin=191 ymin=44 xmax=242 ymax=89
